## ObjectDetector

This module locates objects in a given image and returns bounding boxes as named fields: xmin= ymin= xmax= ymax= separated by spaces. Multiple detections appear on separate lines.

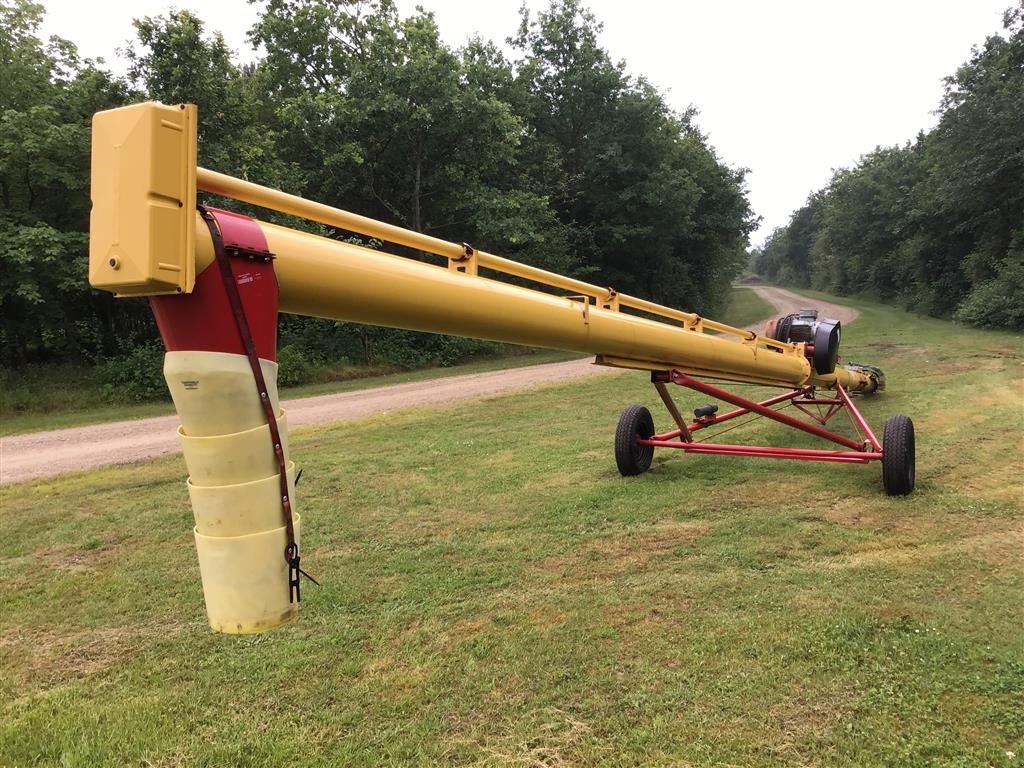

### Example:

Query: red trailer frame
xmin=615 ymin=366 xmax=913 ymax=494
xmin=640 ymin=370 xmax=882 ymax=464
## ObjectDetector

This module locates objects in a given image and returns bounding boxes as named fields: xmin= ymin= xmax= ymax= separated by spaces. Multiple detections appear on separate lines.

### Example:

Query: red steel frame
xmin=639 ymin=370 xmax=883 ymax=464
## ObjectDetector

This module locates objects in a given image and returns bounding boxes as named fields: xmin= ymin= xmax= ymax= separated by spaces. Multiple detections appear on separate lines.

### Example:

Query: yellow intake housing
xmin=89 ymin=102 xmax=197 ymax=296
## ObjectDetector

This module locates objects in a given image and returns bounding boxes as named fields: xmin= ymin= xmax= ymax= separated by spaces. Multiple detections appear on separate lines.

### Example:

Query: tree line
xmin=752 ymin=6 xmax=1023 ymax=331
xmin=0 ymin=0 xmax=756 ymax=374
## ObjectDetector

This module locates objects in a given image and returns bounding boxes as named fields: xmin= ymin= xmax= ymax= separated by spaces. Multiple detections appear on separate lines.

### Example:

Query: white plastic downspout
xmin=165 ymin=350 xmax=300 ymax=633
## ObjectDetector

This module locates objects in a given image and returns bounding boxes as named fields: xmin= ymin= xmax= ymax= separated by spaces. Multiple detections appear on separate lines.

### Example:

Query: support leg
xmin=653 ymin=380 xmax=692 ymax=442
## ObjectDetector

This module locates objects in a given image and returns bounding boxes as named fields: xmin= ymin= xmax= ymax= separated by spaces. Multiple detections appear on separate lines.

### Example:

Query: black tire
xmin=882 ymin=414 xmax=915 ymax=496
xmin=615 ymin=404 xmax=656 ymax=476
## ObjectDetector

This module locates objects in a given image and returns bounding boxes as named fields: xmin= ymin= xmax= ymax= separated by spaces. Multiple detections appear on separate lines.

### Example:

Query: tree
xmin=252 ymin=0 xmax=576 ymax=363
xmin=936 ymin=6 xmax=1024 ymax=326
xmin=511 ymin=0 xmax=755 ymax=312
xmin=755 ymin=6 xmax=1023 ymax=330
xmin=1 ymin=0 xmax=766 ymax=375
xmin=0 ymin=0 xmax=131 ymax=364
xmin=125 ymin=10 xmax=299 ymax=192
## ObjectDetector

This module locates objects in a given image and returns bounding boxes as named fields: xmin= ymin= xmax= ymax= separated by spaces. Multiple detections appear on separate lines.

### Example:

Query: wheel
xmin=882 ymin=414 xmax=915 ymax=495
xmin=615 ymin=404 xmax=655 ymax=476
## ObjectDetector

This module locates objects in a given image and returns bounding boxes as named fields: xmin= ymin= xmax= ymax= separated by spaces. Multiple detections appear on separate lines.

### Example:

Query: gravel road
xmin=745 ymin=285 xmax=859 ymax=334
xmin=0 ymin=286 xmax=857 ymax=485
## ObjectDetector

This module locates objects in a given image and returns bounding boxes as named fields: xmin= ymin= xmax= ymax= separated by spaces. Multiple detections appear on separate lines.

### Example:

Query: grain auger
xmin=88 ymin=102 xmax=915 ymax=633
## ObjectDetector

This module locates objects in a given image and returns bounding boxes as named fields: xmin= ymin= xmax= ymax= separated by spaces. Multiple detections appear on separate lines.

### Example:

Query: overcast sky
xmin=40 ymin=0 xmax=1011 ymax=246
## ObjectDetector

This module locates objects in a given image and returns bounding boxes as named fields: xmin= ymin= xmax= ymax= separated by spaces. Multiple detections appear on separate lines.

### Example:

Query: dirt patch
xmin=812 ymin=529 xmax=1021 ymax=572
xmin=589 ymin=519 xmax=710 ymax=557
xmin=540 ymin=519 xmax=711 ymax=581
xmin=356 ymin=655 xmax=430 ymax=692
xmin=862 ymin=342 xmax=928 ymax=354
xmin=974 ymin=380 xmax=1024 ymax=407
xmin=447 ymin=706 xmax=602 ymax=768
xmin=767 ymin=687 xmax=858 ymax=763
xmin=0 ymin=538 xmax=129 ymax=604
xmin=4 ymin=620 xmax=188 ymax=693
xmin=27 ymin=545 xmax=109 ymax=575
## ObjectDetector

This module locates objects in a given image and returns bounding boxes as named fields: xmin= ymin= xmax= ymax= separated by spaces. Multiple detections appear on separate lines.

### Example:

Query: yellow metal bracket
xmin=600 ymin=289 xmax=619 ymax=312
xmin=567 ymin=295 xmax=592 ymax=325
xmin=89 ymin=101 xmax=197 ymax=296
xmin=448 ymin=242 xmax=478 ymax=276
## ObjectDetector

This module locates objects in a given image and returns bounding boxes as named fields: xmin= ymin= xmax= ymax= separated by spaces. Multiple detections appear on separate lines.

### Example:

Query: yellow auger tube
xmin=187 ymin=214 xmax=876 ymax=393
xmin=166 ymin=351 xmax=299 ymax=633
xmin=198 ymin=168 xmax=780 ymax=340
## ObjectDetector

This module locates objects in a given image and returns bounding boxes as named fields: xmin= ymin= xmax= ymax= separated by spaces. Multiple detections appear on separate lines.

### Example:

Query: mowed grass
xmin=1 ymin=293 xmax=1022 ymax=766
xmin=720 ymin=285 xmax=776 ymax=329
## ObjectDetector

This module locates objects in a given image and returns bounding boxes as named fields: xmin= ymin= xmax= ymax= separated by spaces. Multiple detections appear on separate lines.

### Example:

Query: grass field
xmin=1 ymin=291 xmax=1022 ymax=766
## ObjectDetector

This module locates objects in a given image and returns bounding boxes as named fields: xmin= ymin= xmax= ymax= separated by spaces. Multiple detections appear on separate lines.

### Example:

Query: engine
xmin=764 ymin=309 xmax=841 ymax=375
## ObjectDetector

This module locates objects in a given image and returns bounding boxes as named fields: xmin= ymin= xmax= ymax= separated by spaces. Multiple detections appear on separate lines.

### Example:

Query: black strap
xmin=198 ymin=206 xmax=318 ymax=602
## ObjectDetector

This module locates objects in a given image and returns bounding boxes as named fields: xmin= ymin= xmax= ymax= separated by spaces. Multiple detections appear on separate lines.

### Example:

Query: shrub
xmin=373 ymin=331 xmax=501 ymax=369
xmin=954 ymin=260 xmax=1024 ymax=331
xmin=95 ymin=344 xmax=168 ymax=402
xmin=276 ymin=344 xmax=316 ymax=387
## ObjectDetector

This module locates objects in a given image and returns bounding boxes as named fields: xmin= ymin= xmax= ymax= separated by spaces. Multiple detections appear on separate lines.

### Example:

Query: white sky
xmin=41 ymin=0 xmax=1011 ymax=246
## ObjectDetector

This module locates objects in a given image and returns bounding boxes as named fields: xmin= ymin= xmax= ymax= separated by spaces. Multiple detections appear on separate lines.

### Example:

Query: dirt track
xmin=0 ymin=287 xmax=856 ymax=485
xmin=745 ymin=285 xmax=859 ymax=334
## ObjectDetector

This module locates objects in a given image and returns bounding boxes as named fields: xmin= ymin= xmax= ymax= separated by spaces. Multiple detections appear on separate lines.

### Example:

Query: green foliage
xmin=754 ymin=7 xmax=1024 ymax=330
xmin=2 ymin=0 xmax=756 ymax=374
xmin=953 ymin=253 xmax=1024 ymax=329
xmin=95 ymin=344 xmax=167 ymax=401
xmin=277 ymin=316 xmax=503 ymax=372
xmin=0 ymin=362 xmax=110 ymax=419
xmin=510 ymin=0 xmax=755 ymax=313
xmin=0 ymin=1 xmax=133 ymax=364
xmin=275 ymin=344 xmax=316 ymax=387
xmin=124 ymin=9 xmax=299 ymax=195
xmin=371 ymin=330 xmax=499 ymax=369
